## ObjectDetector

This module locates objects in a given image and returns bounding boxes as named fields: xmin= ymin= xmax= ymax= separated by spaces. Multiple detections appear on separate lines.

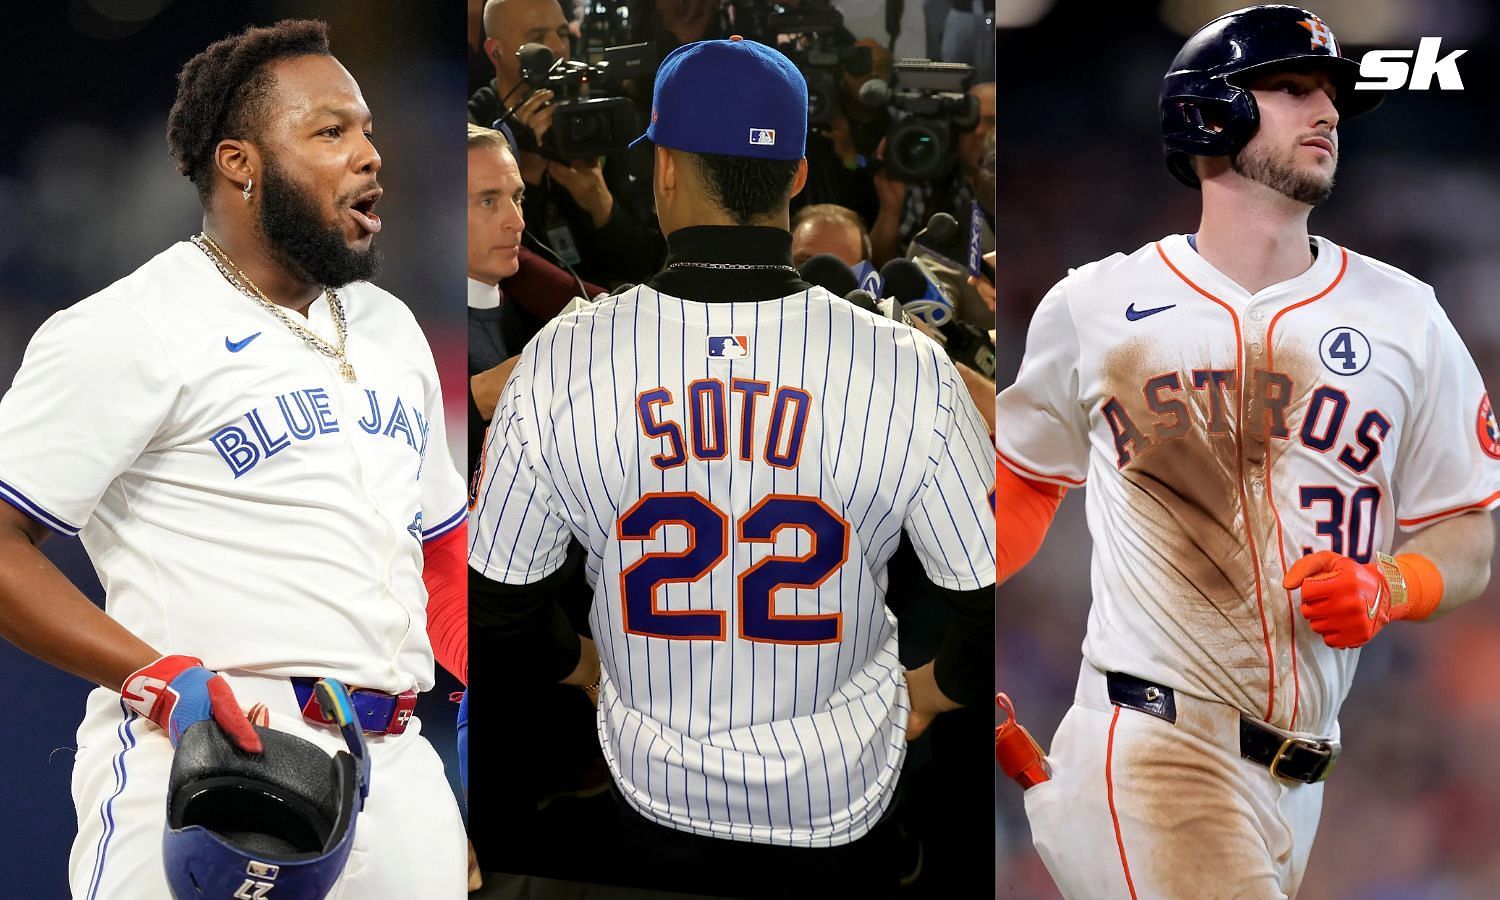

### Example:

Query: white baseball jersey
xmin=0 ymin=241 xmax=468 ymax=694
xmin=469 ymin=285 xmax=995 ymax=847
xmin=997 ymin=234 xmax=1500 ymax=736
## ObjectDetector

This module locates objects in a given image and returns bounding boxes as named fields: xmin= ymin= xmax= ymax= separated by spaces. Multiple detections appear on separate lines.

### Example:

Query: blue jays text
xmin=210 ymin=387 xmax=429 ymax=477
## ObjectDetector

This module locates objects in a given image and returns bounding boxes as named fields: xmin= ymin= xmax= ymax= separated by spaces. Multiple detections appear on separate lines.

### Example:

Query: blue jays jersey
xmin=0 ymin=242 xmax=467 ymax=693
xmin=469 ymin=284 xmax=995 ymax=846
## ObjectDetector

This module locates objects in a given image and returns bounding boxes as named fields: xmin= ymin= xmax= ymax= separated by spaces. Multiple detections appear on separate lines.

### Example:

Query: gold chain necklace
xmin=191 ymin=232 xmax=357 ymax=382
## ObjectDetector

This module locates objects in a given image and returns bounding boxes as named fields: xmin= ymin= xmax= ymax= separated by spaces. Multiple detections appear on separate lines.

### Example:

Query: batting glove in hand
xmin=1283 ymin=551 xmax=1395 ymax=649
xmin=121 ymin=654 xmax=264 ymax=753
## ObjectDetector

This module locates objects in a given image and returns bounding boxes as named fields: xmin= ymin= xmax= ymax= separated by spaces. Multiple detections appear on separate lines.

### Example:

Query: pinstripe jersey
xmin=469 ymin=284 xmax=995 ymax=847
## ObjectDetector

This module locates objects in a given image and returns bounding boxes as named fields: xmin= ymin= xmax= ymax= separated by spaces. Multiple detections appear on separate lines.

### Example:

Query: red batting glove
xmin=121 ymin=654 xmax=264 ymax=753
xmin=1282 ymin=551 xmax=1393 ymax=649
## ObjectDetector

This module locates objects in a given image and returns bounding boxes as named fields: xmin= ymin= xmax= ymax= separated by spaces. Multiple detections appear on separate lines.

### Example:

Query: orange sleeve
xmin=423 ymin=523 xmax=468 ymax=684
xmin=997 ymin=460 xmax=1066 ymax=586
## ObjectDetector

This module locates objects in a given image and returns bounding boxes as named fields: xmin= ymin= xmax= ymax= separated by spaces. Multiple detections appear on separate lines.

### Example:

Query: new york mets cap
xmin=630 ymin=36 xmax=807 ymax=161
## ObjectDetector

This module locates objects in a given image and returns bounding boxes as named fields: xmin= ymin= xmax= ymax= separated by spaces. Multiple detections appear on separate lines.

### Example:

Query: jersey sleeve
xmin=994 ymin=278 xmax=1091 ymax=487
xmin=416 ymin=338 xmax=468 ymax=543
xmin=0 ymin=299 xmax=180 ymax=535
xmin=1392 ymin=295 xmax=1500 ymax=531
xmin=904 ymin=353 xmax=998 ymax=590
xmin=466 ymin=347 xmax=574 ymax=583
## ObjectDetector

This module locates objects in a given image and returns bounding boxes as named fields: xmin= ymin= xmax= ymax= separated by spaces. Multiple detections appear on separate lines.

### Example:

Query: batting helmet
xmin=163 ymin=679 xmax=371 ymax=900
xmin=1160 ymin=5 xmax=1381 ymax=188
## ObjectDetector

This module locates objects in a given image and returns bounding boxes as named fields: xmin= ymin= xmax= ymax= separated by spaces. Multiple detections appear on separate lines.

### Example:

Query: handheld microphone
xmin=797 ymin=254 xmax=859 ymax=297
xmin=879 ymin=257 xmax=995 ymax=376
xmin=911 ymin=212 xmax=966 ymax=266
xmin=878 ymin=258 xmax=943 ymax=310
xmin=843 ymin=289 xmax=881 ymax=315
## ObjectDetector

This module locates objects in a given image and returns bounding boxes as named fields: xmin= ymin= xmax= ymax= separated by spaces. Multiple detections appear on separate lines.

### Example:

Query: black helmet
xmin=1160 ymin=5 xmax=1381 ymax=188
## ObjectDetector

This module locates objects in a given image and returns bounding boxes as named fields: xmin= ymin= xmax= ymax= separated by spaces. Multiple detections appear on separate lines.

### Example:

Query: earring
xmin=242 ymin=177 xmax=253 ymax=201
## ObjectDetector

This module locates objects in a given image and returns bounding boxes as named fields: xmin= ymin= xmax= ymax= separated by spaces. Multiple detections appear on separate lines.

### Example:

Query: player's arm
xmin=468 ymin=555 xmax=598 ymax=688
xmin=0 ymin=501 xmax=157 ymax=688
xmin=1392 ymin=508 xmax=1494 ymax=614
xmin=997 ymin=460 xmax=1067 ymax=585
xmin=904 ymin=580 xmax=994 ymax=740
xmin=902 ymin=350 xmax=998 ymax=739
xmin=0 ymin=502 xmax=263 ymax=751
xmin=467 ymin=339 xmax=599 ymax=696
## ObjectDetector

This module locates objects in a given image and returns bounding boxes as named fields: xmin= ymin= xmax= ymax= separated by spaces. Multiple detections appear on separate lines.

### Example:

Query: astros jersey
xmin=469 ymin=285 xmax=995 ymax=846
xmin=0 ymin=242 xmax=467 ymax=694
xmin=997 ymin=234 xmax=1500 ymax=736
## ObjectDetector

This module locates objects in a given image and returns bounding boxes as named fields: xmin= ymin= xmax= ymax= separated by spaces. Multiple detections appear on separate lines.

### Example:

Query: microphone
xmin=857 ymin=78 xmax=891 ymax=110
xmin=517 ymin=43 xmax=556 ymax=84
xmin=798 ymin=254 xmax=859 ymax=297
xmin=911 ymin=212 xmax=966 ymax=266
xmin=880 ymin=259 xmax=995 ymax=378
xmin=843 ymin=289 xmax=882 ymax=315
xmin=878 ymin=258 xmax=937 ymax=306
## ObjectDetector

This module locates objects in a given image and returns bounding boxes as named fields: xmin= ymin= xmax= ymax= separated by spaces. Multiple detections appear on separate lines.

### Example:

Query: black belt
xmin=1105 ymin=672 xmax=1339 ymax=785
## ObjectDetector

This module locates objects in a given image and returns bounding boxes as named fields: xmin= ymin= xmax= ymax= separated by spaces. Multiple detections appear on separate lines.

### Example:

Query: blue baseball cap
xmin=630 ymin=36 xmax=807 ymax=161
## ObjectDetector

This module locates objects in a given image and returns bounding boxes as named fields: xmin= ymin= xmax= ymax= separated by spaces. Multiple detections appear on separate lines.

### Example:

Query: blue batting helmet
xmin=163 ymin=679 xmax=371 ymax=900
xmin=1160 ymin=5 xmax=1382 ymax=188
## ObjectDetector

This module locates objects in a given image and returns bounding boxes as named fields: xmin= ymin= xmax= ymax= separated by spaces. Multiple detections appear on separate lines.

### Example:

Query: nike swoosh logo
xmin=1367 ymin=582 xmax=1383 ymax=619
xmin=225 ymin=332 xmax=262 ymax=352
xmin=1126 ymin=302 xmax=1176 ymax=321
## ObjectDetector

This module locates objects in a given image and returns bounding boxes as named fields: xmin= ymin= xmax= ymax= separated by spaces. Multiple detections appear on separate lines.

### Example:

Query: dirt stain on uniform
xmin=1100 ymin=336 xmax=1273 ymax=715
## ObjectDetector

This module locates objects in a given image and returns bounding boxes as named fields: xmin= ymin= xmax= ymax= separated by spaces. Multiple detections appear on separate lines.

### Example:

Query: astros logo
xmin=1298 ymin=16 xmax=1337 ymax=53
xmin=1477 ymin=393 xmax=1500 ymax=459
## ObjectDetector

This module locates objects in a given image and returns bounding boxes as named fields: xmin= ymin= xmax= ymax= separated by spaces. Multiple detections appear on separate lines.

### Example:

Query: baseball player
xmin=0 ymin=21 xmax=469 ymax=898
xmin=468 ymin=36 xmax=996 ymax=896
xmin=996 ymin=6 xmax=1500 ymax=897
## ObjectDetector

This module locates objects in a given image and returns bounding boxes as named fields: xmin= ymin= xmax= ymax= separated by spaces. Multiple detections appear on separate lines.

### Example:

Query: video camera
xmin=515 ymin=41 xmax=650 ymax=160
xmin=859 ymin=59 xmax=979 ymax=183
xmin=728 ymin=0 xmax=872 ymax=125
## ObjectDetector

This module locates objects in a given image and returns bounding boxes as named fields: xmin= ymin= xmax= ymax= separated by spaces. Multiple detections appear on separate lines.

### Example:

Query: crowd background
xmin=0 ymin=4 xmax=467 ymax=897
xmin=997 ymin=1 xmax=1500 ymax=896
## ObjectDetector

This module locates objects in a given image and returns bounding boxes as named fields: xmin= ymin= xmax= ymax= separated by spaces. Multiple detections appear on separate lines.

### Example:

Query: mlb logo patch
xmin=247 ymin=861 xmax=280 ymax=879
xmin=749 ymin=128 xmax=776 ymax=147
xmin=708 ymin=335 xmax=749 ymax=358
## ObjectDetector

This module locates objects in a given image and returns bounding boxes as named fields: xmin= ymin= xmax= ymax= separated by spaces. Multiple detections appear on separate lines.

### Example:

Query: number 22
xmin=616 ymin=492 xmax=849 ymax=644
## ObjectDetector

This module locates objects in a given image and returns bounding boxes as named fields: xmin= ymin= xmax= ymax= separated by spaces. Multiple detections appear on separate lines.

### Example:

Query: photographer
xmin=794 ymin=37 xmax=893 ymax=228
xmin=470 ymin=0 xmax=664 ymax=288
xmin=871 ymin=80 xmax=993 ymax=271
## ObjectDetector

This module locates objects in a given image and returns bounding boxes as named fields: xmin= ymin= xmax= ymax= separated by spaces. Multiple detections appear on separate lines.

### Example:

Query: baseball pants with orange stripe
xmin=1023 ymin=663 xmax=1325 ymax=899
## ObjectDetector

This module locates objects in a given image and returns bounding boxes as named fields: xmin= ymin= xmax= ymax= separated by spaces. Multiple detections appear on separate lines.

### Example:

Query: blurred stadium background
xmin=0 ymin=3 xmax=466 ymax=896
xmin=997 ymin=1 xmax=1500 ymax=897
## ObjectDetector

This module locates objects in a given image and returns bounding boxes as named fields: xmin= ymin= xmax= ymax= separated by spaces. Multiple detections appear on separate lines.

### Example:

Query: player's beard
xmin=1230 ymin=139 xmax=1334 ymax=207
xmin=257 ymin=154 xmax=380 ymax=288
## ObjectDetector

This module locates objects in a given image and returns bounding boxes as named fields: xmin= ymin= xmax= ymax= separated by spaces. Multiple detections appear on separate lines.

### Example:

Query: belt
xmin=1104 ymin=672 xmax=1339 ymax=785
xmin=292 ymin=677 xmax=418 ymax=736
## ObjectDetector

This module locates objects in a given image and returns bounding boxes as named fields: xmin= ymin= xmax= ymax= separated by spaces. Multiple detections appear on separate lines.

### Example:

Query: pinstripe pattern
xmin=470 ymin=286 xmax=995 ymax=846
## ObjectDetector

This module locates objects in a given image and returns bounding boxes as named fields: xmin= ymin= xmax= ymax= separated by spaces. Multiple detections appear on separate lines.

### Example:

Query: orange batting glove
xmin=1283 ymin=551 xmax=1442 ymax=649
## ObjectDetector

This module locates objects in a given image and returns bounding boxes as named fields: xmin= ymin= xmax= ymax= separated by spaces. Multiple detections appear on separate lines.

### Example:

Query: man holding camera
xmin=470 ymin=0 xmax=664 ymax=288
xmin=871 ymin=80 xmax=994 ymax=275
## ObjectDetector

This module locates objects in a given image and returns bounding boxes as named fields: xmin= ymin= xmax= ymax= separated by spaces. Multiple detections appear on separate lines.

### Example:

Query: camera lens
xmin=898 ymin=133 xmax=937 ymax=169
